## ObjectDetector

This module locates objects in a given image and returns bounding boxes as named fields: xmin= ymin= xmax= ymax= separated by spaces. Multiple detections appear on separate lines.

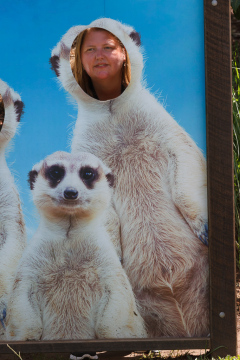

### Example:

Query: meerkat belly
xmin=112 ymin=153 xmax=202 ymax=289
xmin=73 ymin=115 xmax=202 ymax=286
xmin=39 ymin=251 xmax=103 ymax=340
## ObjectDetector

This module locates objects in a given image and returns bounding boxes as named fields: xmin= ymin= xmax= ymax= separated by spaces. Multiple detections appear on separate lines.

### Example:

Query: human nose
xmin=95 ymin=48 xmax=104 ymax=59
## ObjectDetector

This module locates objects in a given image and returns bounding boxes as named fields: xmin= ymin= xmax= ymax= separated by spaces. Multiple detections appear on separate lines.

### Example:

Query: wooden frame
xmin=0 ymin=0 xmax=236 ymax=357
xmin=206 ymin=0 xmax=237 ymax=356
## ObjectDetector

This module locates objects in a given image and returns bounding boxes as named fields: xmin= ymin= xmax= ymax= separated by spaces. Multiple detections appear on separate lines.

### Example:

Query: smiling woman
xmin=71 ymin=28 xmax=131 ymax=100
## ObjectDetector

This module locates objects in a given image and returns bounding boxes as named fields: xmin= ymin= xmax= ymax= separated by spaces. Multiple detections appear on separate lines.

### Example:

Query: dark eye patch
xmin=80 ymin=167 xmax=99 ymax=189
xmin=45 ymin=165 xmax=65 ymax=188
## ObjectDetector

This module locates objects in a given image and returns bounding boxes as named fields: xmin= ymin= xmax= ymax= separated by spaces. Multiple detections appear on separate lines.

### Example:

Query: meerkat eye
xmin=80 ymin=167 xmax=96 ymax=181
xmin=47 ymin=165 xmax=65 ymax=182
xmin=80 ymin=167 xmax=99 ymax=189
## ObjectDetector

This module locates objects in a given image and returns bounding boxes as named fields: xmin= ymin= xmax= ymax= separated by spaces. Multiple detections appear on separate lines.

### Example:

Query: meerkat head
xmin=28 ymin=151 xmax=114 ymax=220
xmin=0 ymin=79 xmax=24 ymax=148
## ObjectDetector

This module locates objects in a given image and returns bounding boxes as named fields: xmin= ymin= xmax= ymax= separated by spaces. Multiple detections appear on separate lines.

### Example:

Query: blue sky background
xmin=0 ymin=0 xmax=206 ymax=238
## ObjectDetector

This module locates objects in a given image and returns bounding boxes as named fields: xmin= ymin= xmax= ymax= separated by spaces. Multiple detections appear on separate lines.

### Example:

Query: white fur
xmin=6 ymin=151 xmax=147 ymax=341
xmin=0 ymin=79 xmax=27 ymax=339
xmin=51 ymin=18 xmax=209 ymax=337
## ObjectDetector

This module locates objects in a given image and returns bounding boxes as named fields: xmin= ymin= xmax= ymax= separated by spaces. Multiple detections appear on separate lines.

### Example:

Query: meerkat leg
xmin=95 ymin=273 xmax=147 ymax=339
xmin=6 ymin=277 xmax=42 ymax=341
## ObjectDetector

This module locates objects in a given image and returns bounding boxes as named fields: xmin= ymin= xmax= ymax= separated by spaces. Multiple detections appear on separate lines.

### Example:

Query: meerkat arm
xmin=6 ymin=275 xmax=42 ymax=341
xmin=104 ymin=203 xmax=122 ymax=261
xmin=95 ymin=271 xmax=147 ymax=339
xmin=167 ymin=135 xmax=208 ymax=246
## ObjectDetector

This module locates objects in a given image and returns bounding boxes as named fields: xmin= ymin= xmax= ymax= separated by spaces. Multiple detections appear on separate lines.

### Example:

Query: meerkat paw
xmin=196 ymin=222 xmax=208 ymax=246
xmin=185 ymin=213 xmax=208 ymax=246
xmin=0 ymin=79 xmax=24 ymax=148
xmin=6 ymin=319 xmax=42 ymax=341
xmin=6 ymin=327 xmax=42 ymax=341
xmin=0 ymin=299 xmax=6 ymax=332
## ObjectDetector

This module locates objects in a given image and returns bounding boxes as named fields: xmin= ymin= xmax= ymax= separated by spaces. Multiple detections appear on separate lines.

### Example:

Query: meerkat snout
xmin=64 ymin=187 xmax=78 ymax=200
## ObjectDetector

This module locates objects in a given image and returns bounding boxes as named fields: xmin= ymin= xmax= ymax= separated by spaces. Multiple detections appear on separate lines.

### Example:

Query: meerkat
xmin=0 ymin=79 xmax=27 ymax=339
xmin=50 ymin=18 xmax=209 ymax=337
xmin=5 ymin=151 xmax=147 ymax=341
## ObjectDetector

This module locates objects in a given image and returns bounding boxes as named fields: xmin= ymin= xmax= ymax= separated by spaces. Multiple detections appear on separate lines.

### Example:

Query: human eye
xmin=104 ymin=45 xmax=114 ymax=50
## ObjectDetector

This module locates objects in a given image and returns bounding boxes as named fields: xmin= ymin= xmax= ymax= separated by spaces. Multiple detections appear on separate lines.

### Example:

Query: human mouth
xmin=94 ymin=63 xmax=108 ymax=68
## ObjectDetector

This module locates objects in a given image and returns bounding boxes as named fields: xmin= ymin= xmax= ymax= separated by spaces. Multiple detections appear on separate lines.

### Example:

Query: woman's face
xmin=81 ymin=29 xmax=126 ymax=84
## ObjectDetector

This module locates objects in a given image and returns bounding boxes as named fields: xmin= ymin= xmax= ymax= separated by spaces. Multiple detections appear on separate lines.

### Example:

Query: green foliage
xmin=232 ymin=0 xmax=240 ymax=19
xmin=233 ymin=43 xmax=240 ymax=269
xmin=140 ymin=352 xmax=240 ymax=360
xmin=232 ymin=0 xmax=240 ymax=12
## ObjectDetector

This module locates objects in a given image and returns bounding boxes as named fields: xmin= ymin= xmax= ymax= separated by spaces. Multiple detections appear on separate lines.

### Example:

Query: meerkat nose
xmin=64 ymin=187 xmax=78 ymax=200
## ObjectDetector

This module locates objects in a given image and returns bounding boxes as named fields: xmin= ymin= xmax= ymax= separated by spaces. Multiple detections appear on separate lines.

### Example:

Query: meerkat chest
xmin=75 ymin=112 xmax=168 ymax=185
xmin=36 ymin=241 xmax=104 ymax=308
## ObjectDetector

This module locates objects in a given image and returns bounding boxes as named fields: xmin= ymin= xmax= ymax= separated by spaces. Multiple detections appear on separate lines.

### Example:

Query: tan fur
xmin=72 ymin=110 xmax=209 ymax=337
xmin=51 ymin=18 xmax=209 ymax=337
xmin=0 ymin=79 xmax=26 ymax=339
xmin=6 ymin=151 xmax=147 ymax=341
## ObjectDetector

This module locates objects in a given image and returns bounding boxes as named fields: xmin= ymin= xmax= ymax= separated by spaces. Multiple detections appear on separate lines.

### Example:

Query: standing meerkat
xmin=50 ymin=18 xmax=209 ymax=337
xmin=0 ymin=79 xmax=27 ymax=339
xmin=6 ymin=151 xmax=147 ymax=341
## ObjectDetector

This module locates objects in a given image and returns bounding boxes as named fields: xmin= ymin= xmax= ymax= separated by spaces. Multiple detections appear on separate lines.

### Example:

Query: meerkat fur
xmin=0 ymin=79 xmax=26 ymax=339
xmin=6 ymin=151 xmax=147 ymax=341
xmin=50 ymin=18 xmax=209 ymax=338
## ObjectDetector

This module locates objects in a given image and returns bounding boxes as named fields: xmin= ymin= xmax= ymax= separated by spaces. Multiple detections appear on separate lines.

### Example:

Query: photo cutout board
xmin=0 ymin=0 xmax=236 ymax=356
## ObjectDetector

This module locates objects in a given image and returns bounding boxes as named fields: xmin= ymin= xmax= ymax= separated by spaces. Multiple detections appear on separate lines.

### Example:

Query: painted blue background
xmin=0 ymin=0 xmax=206 ymax=238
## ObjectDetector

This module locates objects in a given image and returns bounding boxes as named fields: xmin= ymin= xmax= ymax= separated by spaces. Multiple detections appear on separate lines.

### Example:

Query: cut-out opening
xmin=70 ymin=28 xmax=131 ymax=101
xmin=0 ymin=94 xmax=4 ymax=132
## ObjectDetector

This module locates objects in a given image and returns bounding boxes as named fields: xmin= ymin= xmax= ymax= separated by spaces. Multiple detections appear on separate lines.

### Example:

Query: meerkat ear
xmin=49 ymin=55 xmax=60 ymax=77
xmin=28 ymin=170 xmax=38 ymax=190
xmin=14 ymin=100 xmax=24 ymax=122
xmin=129 ymin=31 xmax=141 ymax=46
xmin=101 ymin=163 xmax=114 ymax=187
xmin=106 ymin=172 xmax=114 ymax=187
xmin=28 ymin=160 xmax=44 ymax=190
xmin=102 ymin=162 xmax=114 ymax=187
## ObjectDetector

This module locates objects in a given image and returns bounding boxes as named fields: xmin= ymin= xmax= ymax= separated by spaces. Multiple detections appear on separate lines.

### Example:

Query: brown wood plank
xmin=205 ymin=0 xmax=237 ymax=356
xmin=0 ymin=2 xmax=236 ymax=357
xmin=0 ymin=338 xmax=210 ymax=354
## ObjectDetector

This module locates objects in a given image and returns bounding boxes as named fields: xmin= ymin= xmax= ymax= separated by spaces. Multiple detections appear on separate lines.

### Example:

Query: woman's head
xmin=72 ymin=28 xmax=131 ymax=99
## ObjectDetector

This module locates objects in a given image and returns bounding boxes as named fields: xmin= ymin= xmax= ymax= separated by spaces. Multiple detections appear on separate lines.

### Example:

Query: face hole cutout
xmin=70 ymin=28 xmax=131 ymax=101
xmin=0 ymin=94 xmax=4 ymax=132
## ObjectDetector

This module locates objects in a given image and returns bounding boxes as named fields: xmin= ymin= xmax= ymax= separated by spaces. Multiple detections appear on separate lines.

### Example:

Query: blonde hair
xmin=71 ymin=28 xmax=131 ymax=98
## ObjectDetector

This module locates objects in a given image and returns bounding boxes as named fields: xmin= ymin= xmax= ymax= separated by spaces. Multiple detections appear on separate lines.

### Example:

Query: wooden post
xmin=205 ymin=0 xmax=237 ymax=356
